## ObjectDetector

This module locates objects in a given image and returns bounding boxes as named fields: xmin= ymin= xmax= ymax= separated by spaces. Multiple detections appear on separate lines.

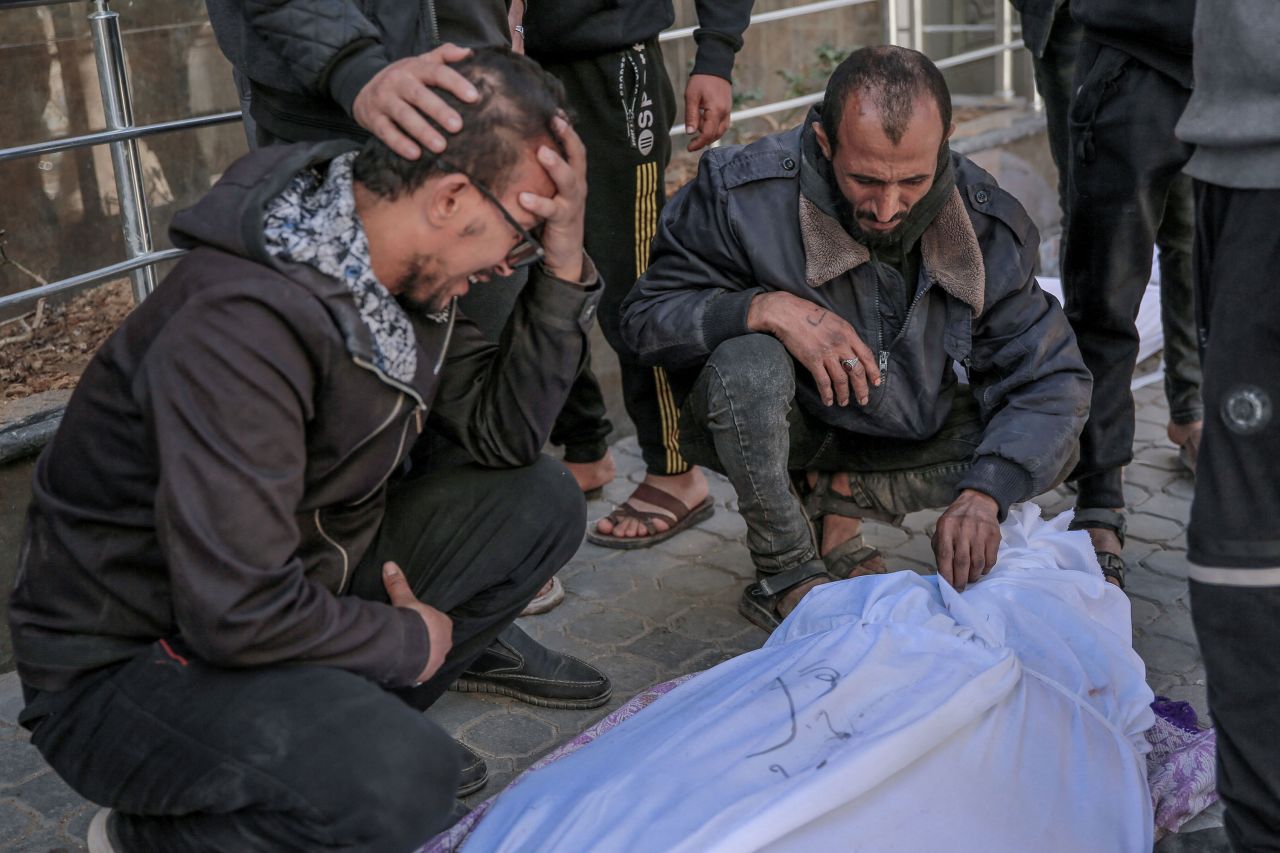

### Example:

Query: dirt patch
xmin=0 ymin=280 xmax=132 ymax=424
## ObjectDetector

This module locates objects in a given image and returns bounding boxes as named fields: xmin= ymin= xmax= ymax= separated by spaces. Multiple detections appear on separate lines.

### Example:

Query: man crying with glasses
xmin=10 ymin=48 xmax=607 ymax=852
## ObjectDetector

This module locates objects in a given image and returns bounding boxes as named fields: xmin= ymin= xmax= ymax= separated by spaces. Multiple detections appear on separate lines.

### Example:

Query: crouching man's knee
xmin=702 ymin=334 xmax=796 ymax=404
xmin=685 ymin=334 xmax=795 ymax=425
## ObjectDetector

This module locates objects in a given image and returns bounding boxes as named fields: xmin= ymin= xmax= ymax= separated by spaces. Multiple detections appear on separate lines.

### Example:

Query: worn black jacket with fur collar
xmin=621 ymin=117 xmax=1091 ymax=516
xmin=10 ymin=142 xmax=600 ymax=693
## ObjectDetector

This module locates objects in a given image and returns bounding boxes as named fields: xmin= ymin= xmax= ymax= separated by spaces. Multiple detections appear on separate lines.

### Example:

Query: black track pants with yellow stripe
xmin=537 ymin=38 xmax=689 ymax=474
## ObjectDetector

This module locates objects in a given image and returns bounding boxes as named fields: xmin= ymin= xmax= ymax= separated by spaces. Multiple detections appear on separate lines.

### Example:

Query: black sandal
xmin=800 ymin=473 xmax=889 ymax=578
xmin=739 ymin=559 xmax=832 ymax=633
xmin=1068 ymin=507 xmax=1128 ymax=589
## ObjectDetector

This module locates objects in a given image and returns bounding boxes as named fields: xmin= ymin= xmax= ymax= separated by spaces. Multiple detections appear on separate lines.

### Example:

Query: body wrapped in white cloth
xmin=464 ymin=506 xmax=1156 ymax=852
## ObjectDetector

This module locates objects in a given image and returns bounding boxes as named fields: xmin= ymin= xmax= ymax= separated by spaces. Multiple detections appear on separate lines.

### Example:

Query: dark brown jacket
xmin=9 ymin=142 xmax=600 ymax=692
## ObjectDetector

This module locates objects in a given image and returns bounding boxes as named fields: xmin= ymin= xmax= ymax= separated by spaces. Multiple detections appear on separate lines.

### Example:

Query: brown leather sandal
xmin=586 ymin=483 xmax=715 ymax=550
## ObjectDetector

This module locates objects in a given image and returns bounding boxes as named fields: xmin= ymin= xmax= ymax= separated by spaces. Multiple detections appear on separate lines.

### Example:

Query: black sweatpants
xmin=1063 ymin=39 xmax=1203 ymax=509
xmin=1186 ymin=182 xmax=1280 ymax=852
xmin=19 ymin=457 xmax=585 ymax=852
xmin=536 ymin=39 xmax=688 ymax=474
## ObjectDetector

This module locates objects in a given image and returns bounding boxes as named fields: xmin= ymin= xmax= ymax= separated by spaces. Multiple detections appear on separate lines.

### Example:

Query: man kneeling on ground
xmin=9 ymin=48 xmax=606 ymax=851
xmin=622 ymin=46 xmax=1093 ymax=630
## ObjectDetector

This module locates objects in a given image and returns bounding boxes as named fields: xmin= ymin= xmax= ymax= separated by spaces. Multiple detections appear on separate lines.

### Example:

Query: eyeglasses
xmin=436 ymin=157 xmax=544 ymax=270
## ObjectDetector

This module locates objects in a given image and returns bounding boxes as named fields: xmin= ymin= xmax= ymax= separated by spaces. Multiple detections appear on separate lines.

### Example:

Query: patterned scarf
xmin=263 ymin=151 xmax=439 ymax=385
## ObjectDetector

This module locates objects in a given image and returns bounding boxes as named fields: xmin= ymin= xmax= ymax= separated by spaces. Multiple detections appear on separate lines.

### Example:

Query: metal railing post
xmin=882 ymin=0 xmax=900 ymax=46
xmin=909 ymin=0 xmax=924 ymax=52
xmin=993 ymin=1 xmax=1014 ymax=101
xmin=88 ymin=0 xmax=157 ymax=303
xmin=1029 ymin=50 xmax=1043 ymax=111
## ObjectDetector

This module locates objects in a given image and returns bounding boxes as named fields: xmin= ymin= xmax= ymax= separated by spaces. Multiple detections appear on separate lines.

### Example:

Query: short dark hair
xmin=821 ymin=45 xmax=952 ymax=148
xmin=353 ymin=47 xmax=568 ymax=198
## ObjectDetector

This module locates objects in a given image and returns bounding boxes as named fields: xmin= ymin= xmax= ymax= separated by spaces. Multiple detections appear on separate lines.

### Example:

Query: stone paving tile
xmin=1129 ymin=597 xmax=1162 ymax=629
xmin=0 ymin=801 xmax=39 ymax=849
xmin=621 ymin=627 xmax=714 ymax=671
xmin=1140 ymin=494 xmax=1193 ymax=524
xmin=1126 ymin=461 xmax=1185 ymax=493
xmin=1127 ymin=564 xmax=1193 ymax=606
xmin=1127 ymin=512 xmax=1188 ymax=545
xmin=1135 ymin=635 xmax=1202 ymax=677
xmin=0 ymin=391 xmax=1224 ymax=846
xmin=1 ymin=770 xmax=88 ymax=826
xmin=608 ymin=581 xmax=688 ymax=617
xmin=0 ymin=731 xmax=53 ymax=788
xmin=0 ymin=674 xmax=25 ymax=728
xmin=1134 ymin=420 xmax=1169 ymax=444
xmin=462 ymin=711 xmax=559 ymax=760
xmin=1146 ymin=606 xmax=1201 ymax=647
xmin=1135 ymin=444 xmax=1187 ymax=473
xmin=1145 ymin=549 xmax=1191 ymax=580
xmin=667 ymin=605 xmax=749 ymax=642
xmin=656 ymin=562 xmax=740 ymax=598
xmin=566 ymin=609 xmax=650 ymax=646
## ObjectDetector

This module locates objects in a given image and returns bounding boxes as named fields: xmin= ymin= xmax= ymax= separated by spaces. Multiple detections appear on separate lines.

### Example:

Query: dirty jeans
xmin=679 ymin=334 xmax=984 ymax=578
xmin=19 ymin=456 xmax=584 ymax=852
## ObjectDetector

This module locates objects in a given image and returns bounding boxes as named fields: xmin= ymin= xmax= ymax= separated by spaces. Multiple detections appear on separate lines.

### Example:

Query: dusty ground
xmin=0 ymin=280 xmax=132 ymax=424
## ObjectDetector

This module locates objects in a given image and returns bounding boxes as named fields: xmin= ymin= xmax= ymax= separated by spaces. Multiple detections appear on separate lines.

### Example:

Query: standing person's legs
xmin=1062 ymin=41 xmax=1192 ymax=559
xmin=23 ymin=644 xmax=459 ymax=852
xmin=542 ymin=42 xmax=712 ymax=547
xmin=1154 ymin=173 xmax=1205 ymax=467
xmin=1029 ymin=3 xmax=1082 ymax=229
xmin=1186 ymin=181 xmax=1280 ymax=852
xmin=347 ymin=455 xmax=605 ymax=710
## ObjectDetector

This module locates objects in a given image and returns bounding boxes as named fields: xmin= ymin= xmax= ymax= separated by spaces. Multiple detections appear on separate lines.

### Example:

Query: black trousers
xmin=20 ymin=457 xmax=585 ymax=852
xmin=1028 ymin=0 xmax=1082 ymax=227
xmin=536 ymin=40 xmax=687 ymax=474
xmin=1062 ymin=40 xmax=1203 ymax=509
xmin=1186 ymin=182 xmax=1280 ymax=852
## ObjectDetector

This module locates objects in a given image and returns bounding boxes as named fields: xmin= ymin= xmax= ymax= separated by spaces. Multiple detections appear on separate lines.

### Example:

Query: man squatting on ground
xmin=9 ymin=50 xmax=599 ymax=851
xmin=623 ymin=46 xmax=1094 ymax=629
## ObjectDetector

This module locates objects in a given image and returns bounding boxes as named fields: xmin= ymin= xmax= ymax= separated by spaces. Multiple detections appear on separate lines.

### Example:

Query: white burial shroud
xmin=464 ymin=505 xmax=1157 ymax=853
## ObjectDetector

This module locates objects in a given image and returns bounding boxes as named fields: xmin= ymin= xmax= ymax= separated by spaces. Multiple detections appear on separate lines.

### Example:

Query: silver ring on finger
xmin=840 ymin=358 xmax=860 ymax=372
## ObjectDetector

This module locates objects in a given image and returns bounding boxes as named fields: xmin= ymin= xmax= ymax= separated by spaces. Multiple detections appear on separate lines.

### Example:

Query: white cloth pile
xmin=464 ymin=506 xmax=1157 ymax=852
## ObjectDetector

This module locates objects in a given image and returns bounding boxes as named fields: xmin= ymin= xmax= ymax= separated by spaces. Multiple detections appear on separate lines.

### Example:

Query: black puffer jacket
xmin=621 ymin=115 xmax=1091 ymax=516
xmin=9 ymin=142 xmax=600 ymax=693
xmin=205 ymin=0 xmax=510 ymax=142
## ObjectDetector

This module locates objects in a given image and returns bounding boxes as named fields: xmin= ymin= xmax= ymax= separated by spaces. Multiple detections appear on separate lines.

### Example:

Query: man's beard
xmin=393 ymin=253 xmax=452 ymax=315
xmin=852 ymin=218 xmax=905 ymax=248
xmin=836 ymin=195 xmax=906 ymax=248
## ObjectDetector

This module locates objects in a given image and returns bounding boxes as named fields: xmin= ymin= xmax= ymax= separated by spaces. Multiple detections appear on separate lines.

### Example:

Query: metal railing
xmin=663 ymin=0 xmax=1027 ymax=138
xmin=0 ymin=0 xmax=1031 ymax=320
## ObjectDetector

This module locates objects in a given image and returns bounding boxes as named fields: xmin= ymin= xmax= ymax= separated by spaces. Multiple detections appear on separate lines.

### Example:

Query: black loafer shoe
xmin=451 ymin=624 xmax=612 ymax=709
xmin=454 ymin=739 xmax=488 ymax=798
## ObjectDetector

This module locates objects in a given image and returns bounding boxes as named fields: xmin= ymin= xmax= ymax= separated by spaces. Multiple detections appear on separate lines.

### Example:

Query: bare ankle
xmin=777 ymin=576 xmax=829 ymax=618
